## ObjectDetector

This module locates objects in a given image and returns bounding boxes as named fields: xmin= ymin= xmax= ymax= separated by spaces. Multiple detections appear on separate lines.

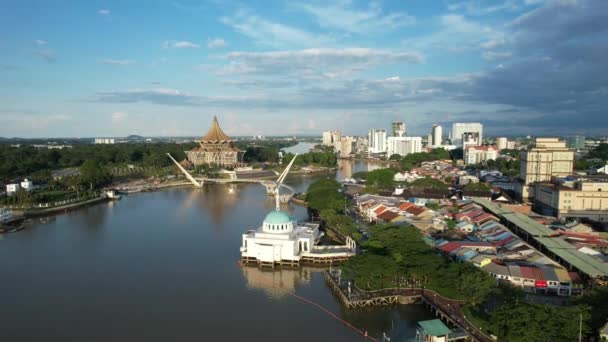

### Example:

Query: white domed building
xmin=240 ymin=210 xmax=356 ymax=267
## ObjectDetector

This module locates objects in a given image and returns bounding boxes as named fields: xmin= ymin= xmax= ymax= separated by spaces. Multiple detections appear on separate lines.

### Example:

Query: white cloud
xmin=34 ymin=39 xmax=48 ymax=46
xmin=218 ymin=48 xmax=423 ymax=77
xmin=111 ymin=111 xmax=128 ymax=124
xmin=403 ymin=14 xmax=505 ymax=54
xmin=221 ymin=9 xmax=333 ymax=47
xmin=207 ymin=38 xmax=227 ymax=49
xmin=98 ymin=9 xmax=111 ymax=15
xmin=293 ymin=1 xmax=415 ymax=34
xmin=480 ymin=38 xmax=506 ymax=49
xmin=102 ymin=59 xmax=135 ymax=66
xmin=162 ymin=40 xmax=200 ymax=49
xmin=482 ymin=51 xmax=513 ymax=60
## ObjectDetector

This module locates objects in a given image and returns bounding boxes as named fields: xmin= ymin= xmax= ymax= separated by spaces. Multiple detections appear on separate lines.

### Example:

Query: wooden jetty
xmin=324 ymin=271 xmax=494 ymax=342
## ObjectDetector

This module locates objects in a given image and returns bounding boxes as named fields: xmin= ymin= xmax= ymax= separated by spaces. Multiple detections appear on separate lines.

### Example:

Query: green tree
xmin=80 ymin=159 xmax=111 ymax=190
xmin=489 ymin=303 xmax=591 ymax=342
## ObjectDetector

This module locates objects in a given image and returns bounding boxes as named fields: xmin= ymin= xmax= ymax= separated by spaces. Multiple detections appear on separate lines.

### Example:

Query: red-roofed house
xmin=376 ymin=210 xmax=400 ymax=223
xmin=405 ymin=206 xmax=429 ymax=218
xmin=438 ymin=241 xmax=496 ymax=254
xmin=369 ymin=204 xmax=389 ymax=222
xmin=398 ymin=202 xmax=414 ymax=211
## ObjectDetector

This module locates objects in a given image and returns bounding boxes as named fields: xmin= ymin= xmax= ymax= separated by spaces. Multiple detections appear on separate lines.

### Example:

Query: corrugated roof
xmin=541 ymin=266 xmax=559 ymax=281
xmin=418 ymin=319 xmax=451 ymax=336
xmin=474 ymin=198 xmax=608 ymax=278
xmin=508 ymin=265 xmax=523 ymax=278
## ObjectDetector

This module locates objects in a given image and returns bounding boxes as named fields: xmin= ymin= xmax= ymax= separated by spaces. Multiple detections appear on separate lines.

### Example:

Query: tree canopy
xmin=409 ymin=177 xmax=449 ymax=190
xmin=342 ymin=224 xmax=496 ymax=302
xmin=400 ymin=148 xmax=450 ymax=170
xmin=488 ymin=302 xmax=590 ymax=342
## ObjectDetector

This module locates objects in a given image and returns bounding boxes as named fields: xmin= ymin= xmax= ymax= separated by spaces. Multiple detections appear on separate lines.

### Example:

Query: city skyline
xmin=1 ymin=0 xmax=606 ymax=138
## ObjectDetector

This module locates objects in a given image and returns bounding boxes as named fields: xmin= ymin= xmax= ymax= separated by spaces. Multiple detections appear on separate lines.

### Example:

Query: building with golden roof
xmin=185 ymin=116 xmax=242 ymax=167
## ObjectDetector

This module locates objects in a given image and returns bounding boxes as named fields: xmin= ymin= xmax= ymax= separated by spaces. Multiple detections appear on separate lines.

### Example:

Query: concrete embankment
xmin=23 ymin=196 xmax=109 ymax=217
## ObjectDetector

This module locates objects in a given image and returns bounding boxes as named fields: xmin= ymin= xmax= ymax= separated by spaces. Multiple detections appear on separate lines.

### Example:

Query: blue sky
xmin=1 ymin=0 xmax=607 ymax=137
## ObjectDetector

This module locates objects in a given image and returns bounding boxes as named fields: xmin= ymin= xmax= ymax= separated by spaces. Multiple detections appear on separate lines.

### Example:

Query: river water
xmin=0 ymin=155 xmax=432 ymax=341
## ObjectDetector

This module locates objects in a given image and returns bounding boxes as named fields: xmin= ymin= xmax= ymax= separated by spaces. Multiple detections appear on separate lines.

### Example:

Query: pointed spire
xmin=200 ymin=116 xmax=232 ymax=143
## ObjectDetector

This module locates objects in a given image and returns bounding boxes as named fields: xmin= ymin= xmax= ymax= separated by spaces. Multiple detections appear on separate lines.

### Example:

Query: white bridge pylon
xmin=274 ymin=154 xmax=298 ymax=211
xmin=166 ymin=153 xmax=203 ymax=188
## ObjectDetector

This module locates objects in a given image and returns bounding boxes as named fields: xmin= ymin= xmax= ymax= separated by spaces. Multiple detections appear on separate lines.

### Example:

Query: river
xmin=0 ymin=153 xmax=432 ymax=341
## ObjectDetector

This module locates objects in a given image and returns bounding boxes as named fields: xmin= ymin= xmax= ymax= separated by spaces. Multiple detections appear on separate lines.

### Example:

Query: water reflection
xmin=241 ymin=265 xmax=314 ymax=299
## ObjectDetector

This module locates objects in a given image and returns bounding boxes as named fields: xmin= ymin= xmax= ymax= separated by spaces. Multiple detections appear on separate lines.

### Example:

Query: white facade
xmin=322 ymin=131 xmax=332 ymax=146
xmin=94 ymin=138 xmax=115 ymax=144
xmin=462 ymin=132 xmax=481 ymax=150
xmin=432 ymin=124 xmax=442 ymax=147
xmin=20 ymin=179 xmax=33 ymax=191
xmin=322 ymin=130 xmax=341 ymax=147
xmin=368 ymin=129 xmax=387 ymax=154
xmin=392 ymin=122 xmax=406 ymax=137
xmin=452 ymin=122 xmax=483 ymax=145
xmin=241 ymin=211 xmax=320 ymax=263
xmin=6 ymin=184 xmax=20 ymax=195
xmin=387 ymin=136 xmax=422 ymax=157
xmin=496 ymin=137 xmax=508 ymax=150
xmin=240 ymin=210 xmax=356 ymax=265
xmin=465 ymin=146 xmax=499 ymax=164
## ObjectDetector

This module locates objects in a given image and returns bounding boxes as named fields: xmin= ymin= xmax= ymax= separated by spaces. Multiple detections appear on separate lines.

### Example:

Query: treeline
xmin=305 ymin=179 xmax=359 ymax=239
xmin=575 ymin=143 xmax=608 ymax=170
xmin=399 ymin=148 xmax=451 ymax=170
xmin=283 ymin=151 xmax=337 ymax=167
xmin=0 ymin=143 xmax=193 ymax=181
xmin=239 ymin=140 xmax=297 ymax=163
xmin=355 ymin=169 xmax=449 ymax=193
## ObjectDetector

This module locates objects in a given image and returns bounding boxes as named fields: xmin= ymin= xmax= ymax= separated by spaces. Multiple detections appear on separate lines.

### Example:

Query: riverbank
xmin=22 ymin=196 xmax=110 ymax=217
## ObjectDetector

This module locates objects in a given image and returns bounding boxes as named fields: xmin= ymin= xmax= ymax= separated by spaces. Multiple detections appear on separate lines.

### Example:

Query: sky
xmin=0 ymin=0 xmax=607 ymax=138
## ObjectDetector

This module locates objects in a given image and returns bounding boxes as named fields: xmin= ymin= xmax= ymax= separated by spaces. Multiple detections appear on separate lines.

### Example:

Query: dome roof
xmin=264 ymin=211 xmax=292 ymax=225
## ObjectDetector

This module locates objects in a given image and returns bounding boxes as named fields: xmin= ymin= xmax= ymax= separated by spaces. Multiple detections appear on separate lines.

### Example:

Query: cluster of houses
xmin=4 ymin=179 xmax=34 ymax=196
xmin=431 ymin=201 xmax=585 ymax=296
xmin=352 ymin=188 xmax=591 ymax=296
xmin=395 ymin=160 xmax=466 ymax=183
xmin=356 ymin=194 xmax=444 ymax=231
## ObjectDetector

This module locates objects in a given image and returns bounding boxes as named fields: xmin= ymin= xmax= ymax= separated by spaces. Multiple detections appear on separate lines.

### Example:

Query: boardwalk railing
xmin=325 ymin=271 xmax=494 ymax=342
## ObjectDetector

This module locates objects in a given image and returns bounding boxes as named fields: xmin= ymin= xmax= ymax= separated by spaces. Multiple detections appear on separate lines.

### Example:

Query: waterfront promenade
xmin=325 ymin=270 xmax=494 ymax=342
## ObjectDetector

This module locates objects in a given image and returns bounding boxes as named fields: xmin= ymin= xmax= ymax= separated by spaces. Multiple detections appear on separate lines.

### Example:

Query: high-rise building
xmin=387 ymin=136 xmax=422 ymax=157
xmin=331 ymin=130 xmax=341 ymax=146
xmin=337 ymin=136 xmax=355 ymax=158
xmin=452 ymin=123 xmax=483 ymax=145
xmin=462 ymin=132 xmax=481 ymax=150
xmin=368 ymin=129 xmax=387 ymax=155
xmin=432 ymin=124 xmax=442 ymax=147
xmin=392 ymin=122 xmax=406 ymax=137
xmin=322 ymin=130 xmax=341 ymax=147
xmin=322 ymin=131 xmax=333 ymax=146
xmin=427 ymin=133 xmax=433 ymax=147
xmin=496 ymin=137 xmax=508 ymax=150
xmin=566 ymin=135 xmax=585 ymax=150
xmin=355 ymin=137 xmax=368 ymax=154
xmin=519 ymin=137 xmax=574 ymax=200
